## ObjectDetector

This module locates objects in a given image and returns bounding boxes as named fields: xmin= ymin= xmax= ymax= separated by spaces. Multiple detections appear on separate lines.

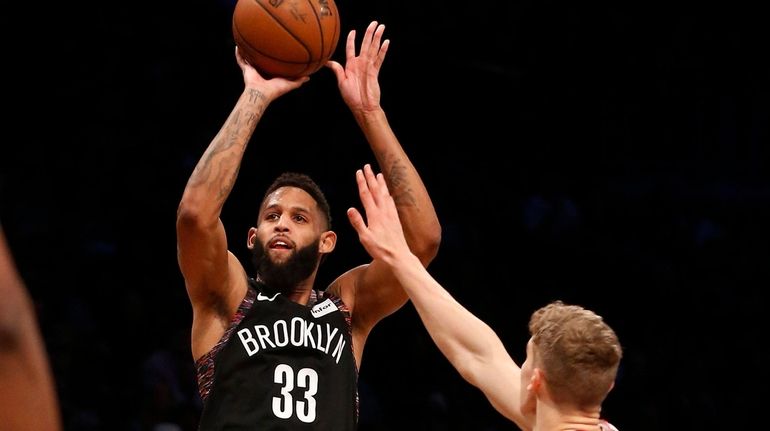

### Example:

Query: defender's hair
xmin=529 ymin=300 xmax=622 ymax=409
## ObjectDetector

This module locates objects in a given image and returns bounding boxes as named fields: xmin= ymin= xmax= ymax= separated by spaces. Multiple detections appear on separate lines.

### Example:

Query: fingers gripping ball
xmin=232 ymin=0 xmax=340 ymax=79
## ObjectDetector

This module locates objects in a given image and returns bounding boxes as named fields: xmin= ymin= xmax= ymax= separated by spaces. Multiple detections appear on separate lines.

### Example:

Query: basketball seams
xmin=233 ymin=23 xmax=310 ymax=67
xmin=329 ymin=8 xmax=339 ymax=60
xmin=303 ymin=0 xmax=325 ymax=67
xmin=232 ymin=0 xmax=339 ymax=78
xmin=252 ymin=0 xmax=315 ymax=62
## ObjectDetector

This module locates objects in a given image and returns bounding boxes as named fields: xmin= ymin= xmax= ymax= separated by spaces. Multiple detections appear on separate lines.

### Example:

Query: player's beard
xmin=251 ymin=238 xmax=321 ymax=293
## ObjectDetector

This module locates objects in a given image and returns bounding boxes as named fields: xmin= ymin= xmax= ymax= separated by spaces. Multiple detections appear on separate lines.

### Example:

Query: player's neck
xmin=255 ymin=273 xmax=317 ymax=304
xmin=534 ymin=398 xmax=602 ymax=431
xmin=284 ymin=279 xmax=316 ymax=304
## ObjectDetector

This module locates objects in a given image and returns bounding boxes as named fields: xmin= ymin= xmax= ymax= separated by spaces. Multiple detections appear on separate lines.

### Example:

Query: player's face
xmin=256 ymin=187 xmax=327 ymax=260
xmin=248 ymin=187 xmax=331 ymax=290
xmin=250 ymin=236 xmax=321 ymax=292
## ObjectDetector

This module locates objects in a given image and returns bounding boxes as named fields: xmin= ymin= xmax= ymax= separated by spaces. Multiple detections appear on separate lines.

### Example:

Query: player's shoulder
xmin=324 ymin=264 xmax=368 ymax=302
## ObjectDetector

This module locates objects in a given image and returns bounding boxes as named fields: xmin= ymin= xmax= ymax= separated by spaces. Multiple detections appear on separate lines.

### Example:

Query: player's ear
xmin=319 ymin=230 xmax=337 ymax=254
xmin=529 ymin=368 xmax=544 ymax=393
xmin=247 ymin=227 xmax=258 ymax=249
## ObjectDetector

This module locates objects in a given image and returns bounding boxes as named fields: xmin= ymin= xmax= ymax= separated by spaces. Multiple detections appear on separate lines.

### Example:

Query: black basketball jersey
xmin=196 ymin=279 xmax=358 ymax=430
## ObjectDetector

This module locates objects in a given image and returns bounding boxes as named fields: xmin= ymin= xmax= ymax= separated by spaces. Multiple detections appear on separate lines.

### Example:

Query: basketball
xmin=232 ymin=0 xmax=340 ymax=79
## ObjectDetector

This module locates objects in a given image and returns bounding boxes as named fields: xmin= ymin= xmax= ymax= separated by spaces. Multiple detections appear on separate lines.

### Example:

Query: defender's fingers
xmin=359 ymin=21 xmax=378 ymax=57
xmin=345 ymin=29 xmax=356 ymax=61
xmin=362 ymin=164 xmax=384 ymax=204
xmin=371 ymin=24 xmax=386 ymax=56
xmin=347 ymin=207 xmax=366 ymax=235
xmin=374 ymin=39 xmax=390 ymax=70
xmin=356 ymin=168 xmax=376 ymax=210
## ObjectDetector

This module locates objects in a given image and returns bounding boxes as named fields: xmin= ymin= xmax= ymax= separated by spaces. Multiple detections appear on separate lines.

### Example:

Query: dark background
xmin=2 ymin=0 xmax=768 ymax=429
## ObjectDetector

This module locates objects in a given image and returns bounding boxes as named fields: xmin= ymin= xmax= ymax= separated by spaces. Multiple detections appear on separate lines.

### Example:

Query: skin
xmin=0 ymin=227 xmax=62 ymax=431
xmin=176 ymin=20 xmax=441 ymax=372
xmin=348 ymin=167 xmax=614 ymax=431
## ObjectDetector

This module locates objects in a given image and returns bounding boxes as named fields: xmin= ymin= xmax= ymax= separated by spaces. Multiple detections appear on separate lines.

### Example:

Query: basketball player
xmin=176 ymin=21 xmax=440 ymax=430
xmin=348 ymin=166 xmax=623 ymax=431
xmin=0 ymin=226 xmax=62 ymax=431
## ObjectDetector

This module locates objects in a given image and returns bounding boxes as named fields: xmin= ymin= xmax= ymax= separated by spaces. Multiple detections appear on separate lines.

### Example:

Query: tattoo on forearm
xmin=246 ymin=111 xmax=258 ymax=128
xmin=247 ymin=88 xmax=265 ymax=105
xmin=188 ymin=146 xmax=239 ymax=205
xmin=217 ymin=153 xmax=241 ymax=200
xmin=386 ymin=160 xmax=417 ymax=208
xmin=186 ymin=89 xmax=267 ymax=202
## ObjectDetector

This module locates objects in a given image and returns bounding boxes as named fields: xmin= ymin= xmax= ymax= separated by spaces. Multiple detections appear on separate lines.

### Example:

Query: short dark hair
xmin=262 ymin=172 xmax=332 ymax=230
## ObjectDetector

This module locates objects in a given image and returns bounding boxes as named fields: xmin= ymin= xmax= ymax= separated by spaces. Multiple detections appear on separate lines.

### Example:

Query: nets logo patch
xmin=311 ymin=299 xmax=337 ymax=318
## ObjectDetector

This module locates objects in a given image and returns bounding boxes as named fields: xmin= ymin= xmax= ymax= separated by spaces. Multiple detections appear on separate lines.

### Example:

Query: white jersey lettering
xmin=238 ymin=318 xmax=347 ymax=363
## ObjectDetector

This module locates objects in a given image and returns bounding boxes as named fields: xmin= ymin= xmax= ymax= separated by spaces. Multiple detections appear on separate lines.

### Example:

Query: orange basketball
xmin=232 ymin=0 xmax=340 ymax=79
